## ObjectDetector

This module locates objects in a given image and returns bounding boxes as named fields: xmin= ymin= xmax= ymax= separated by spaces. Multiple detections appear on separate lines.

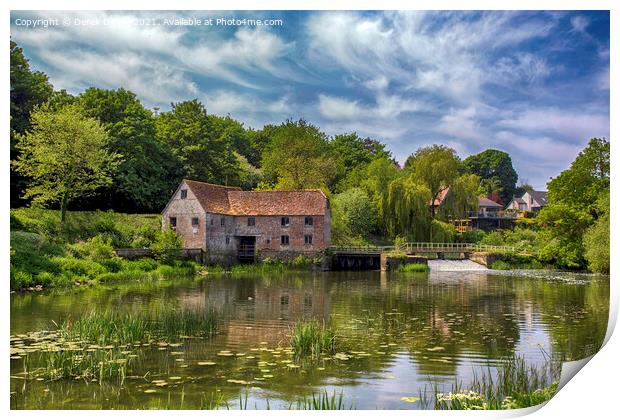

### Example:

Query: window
xmin=281 ymin=235 xmax=289 ymax=246
xmin=169 ymin=217 xmax=177 ymax=229
xmin=305 ymin=216 xmax=314 ymax=226
xmin=210 ymin=218 xmax=214 ymax=225
xmin=191 ymin=217 xmax=199 ymax=227
xmin=248 ymin=217 xmax=256 ymax=226
xmin=225 ymin=236 xmax=230 ymax=245
xmin=281 ymin=216 xmax=290 ymax=227
xmin=280 ymin=295 xmax=289 ymax=306
xmin=180 ymin=189 xmax=188 ymax=199
xmin=220 ymin=217 xmax=225 ymax=227
xmin=304 ymin=235 xmax=313 ymax=245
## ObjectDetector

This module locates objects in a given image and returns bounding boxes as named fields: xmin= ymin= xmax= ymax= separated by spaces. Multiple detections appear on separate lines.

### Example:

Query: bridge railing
xmin=329 ymin=243 xmax=517 ymax=254
xmin=403 ymin=242 xmax=516 ymax=253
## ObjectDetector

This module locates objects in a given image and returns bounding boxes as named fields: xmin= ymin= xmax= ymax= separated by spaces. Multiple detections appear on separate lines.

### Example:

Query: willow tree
xmin=384 ymin=175 xmax=432 ymax=241
xmin=436 ymin=173 xmax=481 ymax=220
xmin=404 ymin=145 xmax=461 ymax=218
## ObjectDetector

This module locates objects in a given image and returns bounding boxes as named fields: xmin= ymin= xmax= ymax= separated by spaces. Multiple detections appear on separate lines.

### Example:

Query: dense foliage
xmin=463 ymin=149 xmax=518 ymax=204
xmin=537 ymin=138 xmax=609 ymax=270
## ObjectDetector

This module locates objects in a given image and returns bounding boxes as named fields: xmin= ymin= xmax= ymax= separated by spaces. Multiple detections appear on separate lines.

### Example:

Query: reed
xmin=434 ymin=355 xmax=560 ymax=410
xmin=289 ymin=320 xmax=338 ymax=359
xmin=157 ymin=307 xmax=218 ymax=338
xmin=291 ymin=390 xmax=349 ymax=410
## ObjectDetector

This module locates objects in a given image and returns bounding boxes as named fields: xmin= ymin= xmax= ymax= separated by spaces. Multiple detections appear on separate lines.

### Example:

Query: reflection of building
xmin=188 ymin=277 xmax=332 ymax=346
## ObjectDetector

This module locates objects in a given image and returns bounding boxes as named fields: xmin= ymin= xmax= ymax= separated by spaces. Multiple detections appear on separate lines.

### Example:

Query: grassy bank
xmin=10 ymin=208 xmax=199 ymax=291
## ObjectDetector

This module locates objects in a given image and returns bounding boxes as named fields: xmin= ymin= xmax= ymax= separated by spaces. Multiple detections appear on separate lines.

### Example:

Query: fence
xmin=330 ymin=242 xmax=516 ymax=254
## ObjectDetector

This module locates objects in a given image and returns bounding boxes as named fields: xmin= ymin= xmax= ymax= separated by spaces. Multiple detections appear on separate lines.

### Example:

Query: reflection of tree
xmin=512 ymin=276 xmax=609 ymax=360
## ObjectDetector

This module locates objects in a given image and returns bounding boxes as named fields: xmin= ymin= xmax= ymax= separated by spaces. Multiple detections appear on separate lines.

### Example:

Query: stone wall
xmin=161 ymin=180 xmax=206 ymax=249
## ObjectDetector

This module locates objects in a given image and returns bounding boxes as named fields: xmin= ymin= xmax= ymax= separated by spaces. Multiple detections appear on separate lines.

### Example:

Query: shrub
xmin=397 ymin=263 xmax=429 ymax=272
xmin=480 ymin=231 xmax=505 ymax=246
xmin=458 ymin=229 xmax=486 ymax=244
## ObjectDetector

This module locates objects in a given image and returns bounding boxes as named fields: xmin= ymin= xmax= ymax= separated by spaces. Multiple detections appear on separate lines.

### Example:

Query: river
xmin=10 ymin=269 xmax=609 ymax=409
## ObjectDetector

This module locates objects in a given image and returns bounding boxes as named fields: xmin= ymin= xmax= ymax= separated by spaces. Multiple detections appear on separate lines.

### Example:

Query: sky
xmin=10 ymin=10 xmax=610 ymax=190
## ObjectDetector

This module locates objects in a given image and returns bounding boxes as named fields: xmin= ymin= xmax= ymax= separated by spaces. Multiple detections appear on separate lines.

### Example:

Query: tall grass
xmin=433 ymin=355 xmax=561 ymax=410
xmin=290 ymin=320 xmax=338 ymax=359
xmin=290 ymin=390 xmax=349 ymax=410
xmin=158 ymin=308 xmax=218 ymax=338
xmin=59 ymin=307 xmax=218 ymax=344
xmin=59 ymin=311 xmax=151 ymax=345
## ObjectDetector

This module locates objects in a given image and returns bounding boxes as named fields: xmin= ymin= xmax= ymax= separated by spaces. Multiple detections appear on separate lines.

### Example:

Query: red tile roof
xmin=430 ymin=187 xmax=450 ymax=206
xmin=183 ymin=180 xmax=240 ymax=214
xmin=184 ymin=180 xmax=328 ymax=216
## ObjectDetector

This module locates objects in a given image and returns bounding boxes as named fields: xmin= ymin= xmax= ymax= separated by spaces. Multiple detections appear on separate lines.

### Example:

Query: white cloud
xmin=306 ymin=11 xmax=557 ymax=102
xmin=437 ymin=107 xmax=482 ymax=140
xmin=318 ymin=93 xmax=422 ymax=120
xmin=571 ymin=15 xmax=590 ymax=33
xmin=498 ymin=108 xmax=609 ymax=142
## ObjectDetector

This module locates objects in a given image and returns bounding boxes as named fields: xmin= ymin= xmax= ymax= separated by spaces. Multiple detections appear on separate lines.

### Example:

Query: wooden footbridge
xmin=329 ymin=242 xmax=518 ymax=270
xmin=329 ymin=242 xmax=517 ymax=255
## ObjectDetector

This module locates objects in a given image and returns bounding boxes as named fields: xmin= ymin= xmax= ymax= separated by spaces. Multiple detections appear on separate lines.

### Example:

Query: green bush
xmin=480 ymin=231 xmax=505 ymax=246
xmin=458 ymin=229 xmax=486 ymax=243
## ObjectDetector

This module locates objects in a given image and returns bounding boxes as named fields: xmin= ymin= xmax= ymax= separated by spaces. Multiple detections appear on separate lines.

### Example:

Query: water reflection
xmin=10 ymin=270 xmax=609 ymax=409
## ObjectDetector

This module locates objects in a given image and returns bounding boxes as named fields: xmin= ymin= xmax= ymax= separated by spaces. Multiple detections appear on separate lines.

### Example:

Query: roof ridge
xmin=184 ymin=179 xmax=242 ymax=190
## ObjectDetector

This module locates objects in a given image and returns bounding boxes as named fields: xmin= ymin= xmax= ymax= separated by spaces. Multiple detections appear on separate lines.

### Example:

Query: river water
xmin=10 ymin=269 xmax=609 ymax=409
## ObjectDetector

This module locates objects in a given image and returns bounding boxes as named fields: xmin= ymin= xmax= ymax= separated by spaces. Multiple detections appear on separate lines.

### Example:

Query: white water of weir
xmin=427 ymin=259 xmax=489 ymax=271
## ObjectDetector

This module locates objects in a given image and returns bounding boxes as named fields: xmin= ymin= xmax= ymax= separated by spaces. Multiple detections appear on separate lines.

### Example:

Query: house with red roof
xmin=161 ymin=180 xmax=331 ymax=262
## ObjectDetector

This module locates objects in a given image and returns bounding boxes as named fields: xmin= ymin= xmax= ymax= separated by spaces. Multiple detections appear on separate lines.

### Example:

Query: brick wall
xmin=234 ymin=215 xmax=329 ymax=252
xmin=161 ymin=181 xmax=206 ymax=249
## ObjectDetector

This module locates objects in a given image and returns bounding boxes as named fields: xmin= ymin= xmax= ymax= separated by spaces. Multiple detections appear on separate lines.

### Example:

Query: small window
xmin=281 ymin=216 xmax=290 ymax=227
xmin=305 ymin=216 xmax=314 ymax=226
xmin=225 ymin=236 xmax=230 ymax=245
xmin=180 ymin=189 xmax=188 ymax=199
xmin=266 ymin=238 xmax=270 ymax=244
xmin=191 ymin=217 xmax=199 ymax=227
xmin=210 ymin=218 xmax=214 ymax=225
xmin=281 ymin=235 xmax=289 ymax=246
xmin=220 ymin=217 xmax=225 ymax=227
xmin=169 ymin=217 xmax=177 ymax=228
xmin=304 ymin=234 xmax=313 ymax=245
xmin=248 ymin=217 xmax=256 ymax=226
xmin=280 ymin=295 xmax=289 ymax=306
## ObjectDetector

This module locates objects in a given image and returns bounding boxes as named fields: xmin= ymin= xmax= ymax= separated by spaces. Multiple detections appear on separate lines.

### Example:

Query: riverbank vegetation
xmin=431 ymin=355 xmax=560 ymax=410
xmin=10 ymin=208 xmax=199 ymax=291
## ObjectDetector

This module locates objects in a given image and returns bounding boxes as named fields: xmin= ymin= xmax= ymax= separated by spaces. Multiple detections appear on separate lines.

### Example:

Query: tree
xmin=537 ymin=138 xmax=610 ymax=270
xmin=12 ymin=105 xmax=119 ymax=222
xmin=10 ymin=41 xmax=54 ymax=207
xmin=463 ymin=149 xmax=518 ymax=204
xmin=583 ymin=191 xmax=610 ymax=273
xmin=514 ymin=182 xmax=534 ymax=198
xmin=156 ymin=100 xmax=239 ymax=186
xmin=404 ymin=145 xmax=461 ymax=218
xmin=333 ymin=188 xmax=378 ymax=238
xmin=384 ymin=175 xmax=432 ymax=240
xmin=331 ymin=133 xmax=391 ymax=170
xmin=260 ymin=119 xmax=339 ymax=190
xmin=77 ymin=88 xmax=180 ymax=211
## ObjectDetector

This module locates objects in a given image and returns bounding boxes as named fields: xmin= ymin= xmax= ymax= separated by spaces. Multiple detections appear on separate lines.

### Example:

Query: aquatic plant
xmin=157 ymin=307 xmax=218 ymax=338
xmin=59 ymin=311 xmax=152 ymax=345
xmin=434 ymin=355 xmax=561 ymax=410
xmin=396 ymin=263 xmax=429 ymax=272
xmin=290 ymin=390 xmax=349 ymax=410
xmin=289 ymin=320 xmax=338 ymax=359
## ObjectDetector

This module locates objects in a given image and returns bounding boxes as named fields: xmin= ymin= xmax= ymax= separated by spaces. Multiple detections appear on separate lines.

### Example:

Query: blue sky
xmin=11 ymin=10 xmax=610 ymax=190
